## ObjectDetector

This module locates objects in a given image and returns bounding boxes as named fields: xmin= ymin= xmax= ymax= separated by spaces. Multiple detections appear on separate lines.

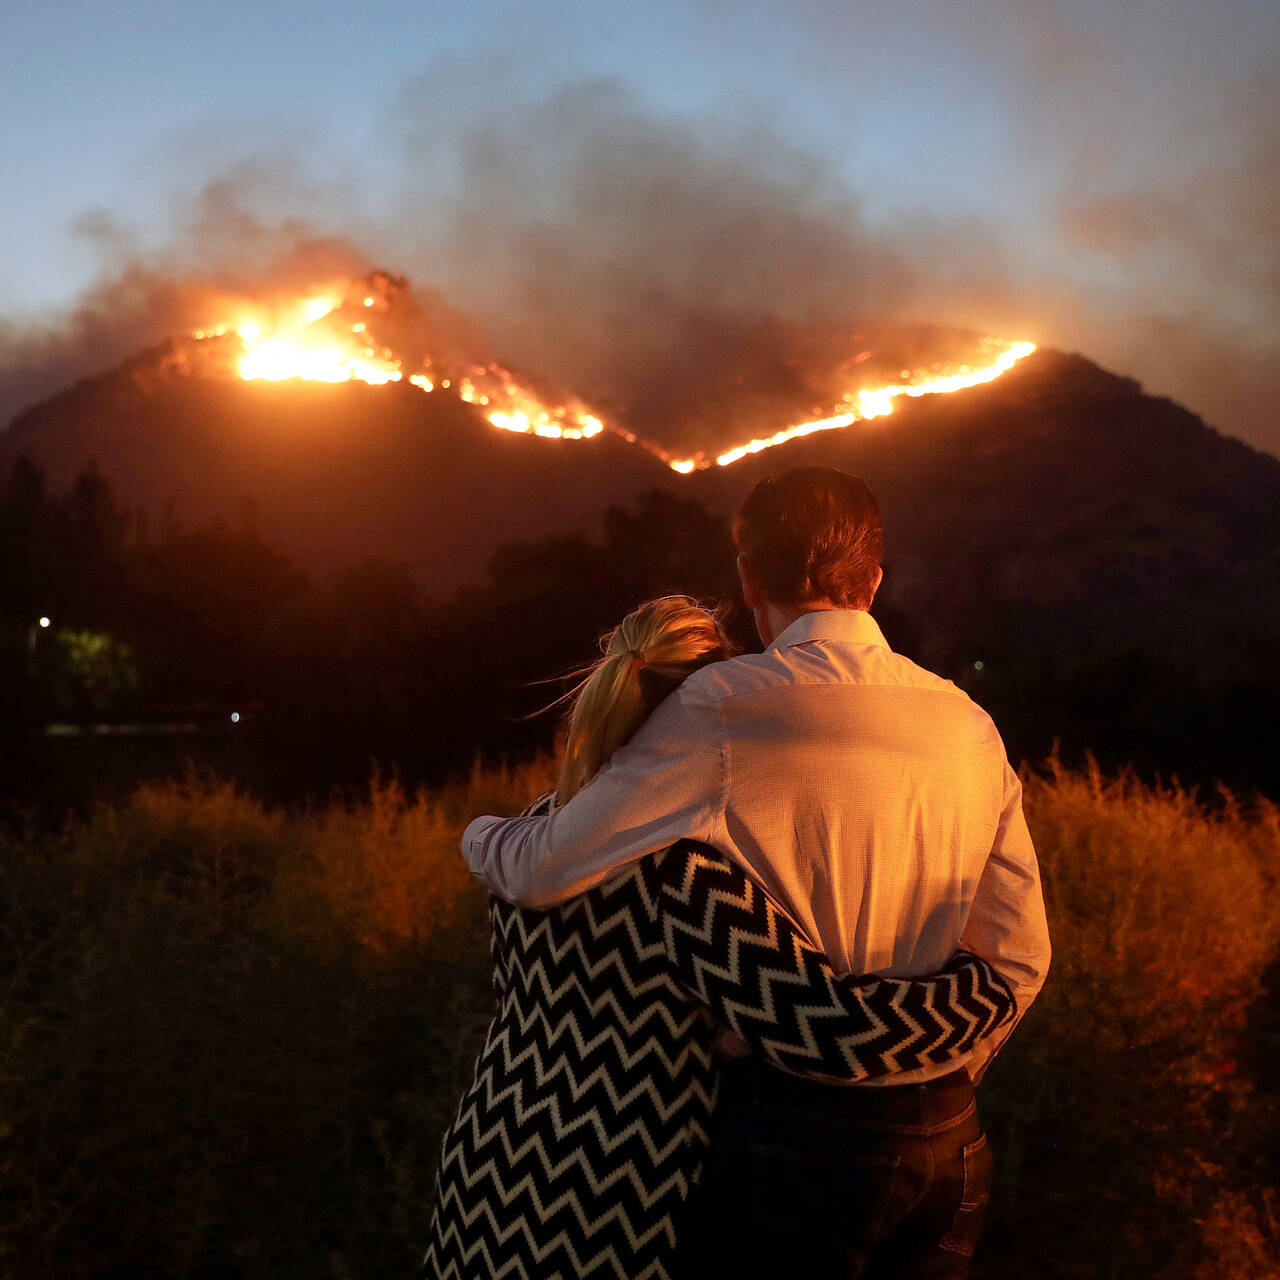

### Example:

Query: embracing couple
xmin=422 ymin=467 xmax=1051 ymax=1279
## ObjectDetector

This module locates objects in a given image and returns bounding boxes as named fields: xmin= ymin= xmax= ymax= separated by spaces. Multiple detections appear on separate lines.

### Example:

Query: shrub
xmin=0 ymin=764 xmax=550 ymax=1278
xmin=0 ymin=757 xmax=1274 ymax=1278
xmin=977 ymin=761 xmax=1280 ymax=1279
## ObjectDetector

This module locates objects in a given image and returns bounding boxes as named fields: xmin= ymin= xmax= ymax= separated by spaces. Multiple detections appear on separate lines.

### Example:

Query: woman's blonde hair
xmin=557 ymin=596 xmax=733 ymax=803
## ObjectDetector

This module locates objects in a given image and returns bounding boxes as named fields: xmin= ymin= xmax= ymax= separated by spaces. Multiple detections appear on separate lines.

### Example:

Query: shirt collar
xmin=766 ymin=609 xmax=890 ymax=653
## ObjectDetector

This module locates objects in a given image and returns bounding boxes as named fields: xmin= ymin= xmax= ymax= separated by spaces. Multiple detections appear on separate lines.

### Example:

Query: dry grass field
xmin=1 ymin=759 xmax=1276 ymax=1277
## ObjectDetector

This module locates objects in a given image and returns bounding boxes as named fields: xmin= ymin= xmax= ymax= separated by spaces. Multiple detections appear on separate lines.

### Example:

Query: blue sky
xmin=2 ymin=0 xmax=1276 ymax=452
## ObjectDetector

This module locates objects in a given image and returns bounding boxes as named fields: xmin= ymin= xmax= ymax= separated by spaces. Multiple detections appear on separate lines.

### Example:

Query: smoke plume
xmin=2 ymin=36 xmax=1277 ymax=457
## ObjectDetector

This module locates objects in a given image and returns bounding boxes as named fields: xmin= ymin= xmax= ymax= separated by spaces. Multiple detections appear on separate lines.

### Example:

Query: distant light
xmin=230 ymin=712 xmax=241 ymax=724
xmin=38 ymin=616 xmax=51 ymax=628
xmin=973 ymin=660 xmax=985 ymax=671
xmin=363 ymin=296 xmax=374 ymax=307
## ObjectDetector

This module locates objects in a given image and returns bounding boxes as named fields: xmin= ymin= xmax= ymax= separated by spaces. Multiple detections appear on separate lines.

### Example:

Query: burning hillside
xmin=10 ymin=309 xmax=1280 ymax=752
xmin=160 ymin=269 xmax=1035 ymax=471
xmin=162 ymin=271 xmax=608 ymax=445
xmin=0 ymin=264 xmax=1074 ymax=592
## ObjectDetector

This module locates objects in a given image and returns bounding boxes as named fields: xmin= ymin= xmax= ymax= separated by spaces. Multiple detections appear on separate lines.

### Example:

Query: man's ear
xmin=868 ymin=565 xmax=884 ymax=605
xmin=737 ymin=554 xmax=764 ymax=609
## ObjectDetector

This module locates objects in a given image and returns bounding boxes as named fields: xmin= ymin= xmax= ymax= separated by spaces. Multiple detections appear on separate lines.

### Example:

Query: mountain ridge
xmin=5 ymin=341 xmax=1278 ymax=792
xmin=7 ymin=343 xmax=1277 ymax=598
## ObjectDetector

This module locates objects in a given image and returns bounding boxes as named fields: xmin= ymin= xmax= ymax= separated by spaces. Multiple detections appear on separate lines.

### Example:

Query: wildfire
xmin=192 ymin=295 xmax=404 ymax=386
xmin=666 ymin=339 xmax=1037 ymax=472
xmin=191 ymin=279 xmax=604 ymax=442
xmin=188 ymin=275 xmax=1036 ymax=470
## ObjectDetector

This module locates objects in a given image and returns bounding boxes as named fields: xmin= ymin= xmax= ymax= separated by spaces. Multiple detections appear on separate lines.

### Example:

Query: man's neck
xmin=756 ymin=598 xmax=846 ymax=647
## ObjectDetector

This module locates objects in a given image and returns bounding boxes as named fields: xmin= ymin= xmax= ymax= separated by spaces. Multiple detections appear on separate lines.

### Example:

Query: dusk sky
xmin=2 ymin=0 xmax=1276 ymax=455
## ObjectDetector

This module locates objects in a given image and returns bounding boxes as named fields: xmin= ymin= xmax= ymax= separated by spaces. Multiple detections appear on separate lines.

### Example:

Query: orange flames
xmin=191 ymin=285 xmax=604 ymax=442
xmin=666 ymin=339 xmax=1037 ymax=472
xmin=193 ymin=296 xmax=402 ymax=385
xmin=190 ymin=279 xmax=1035 ymax=470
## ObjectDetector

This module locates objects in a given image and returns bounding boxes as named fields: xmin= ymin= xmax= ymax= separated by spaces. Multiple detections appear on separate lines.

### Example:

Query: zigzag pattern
xmin=658 ymin=844 xmax=1015 ymax=1083
xmin=422 ymin=839 xmax=1015 ymax=1280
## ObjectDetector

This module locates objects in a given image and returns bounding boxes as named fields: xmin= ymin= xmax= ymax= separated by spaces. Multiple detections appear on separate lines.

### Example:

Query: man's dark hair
xmin=733 ymin=467 xmax=883 ymax=608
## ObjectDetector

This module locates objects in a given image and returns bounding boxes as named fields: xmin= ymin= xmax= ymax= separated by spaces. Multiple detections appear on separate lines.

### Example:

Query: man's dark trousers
xmin=676 ymin=1060 xmax=993 ymax=1279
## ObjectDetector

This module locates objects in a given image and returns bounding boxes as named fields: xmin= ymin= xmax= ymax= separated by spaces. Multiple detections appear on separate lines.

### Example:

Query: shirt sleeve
xmin=462 ymin=682 xmax=725 ymax=907
xmin=959 ymin=761 xmax=1052 ymax=1081
xmin=656 ymin=843 xmax=1017 ymax=1083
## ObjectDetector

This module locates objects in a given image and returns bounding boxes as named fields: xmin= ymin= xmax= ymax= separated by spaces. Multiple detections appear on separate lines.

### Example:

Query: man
xmin=463 ymin=466 xmax=1050 ymax=1276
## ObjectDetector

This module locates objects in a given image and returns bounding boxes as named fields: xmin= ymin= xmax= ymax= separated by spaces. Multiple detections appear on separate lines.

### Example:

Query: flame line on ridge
xmin=193 ymin=295 xmax=1035 ymax=472
xmin=665 ymin=341 xmax=1037 ymax=473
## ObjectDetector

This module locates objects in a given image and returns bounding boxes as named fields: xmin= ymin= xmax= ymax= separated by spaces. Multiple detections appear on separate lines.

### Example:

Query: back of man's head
xmin=733 ymin=467 xmax=883 ymax=609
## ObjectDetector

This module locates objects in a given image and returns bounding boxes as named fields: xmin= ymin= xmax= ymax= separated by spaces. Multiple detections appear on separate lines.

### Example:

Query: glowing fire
xmin=666 ymin=339 xmax=1037 ymax=472
xmin=189 ymin=277 xmax=1035 ymax=470
xmin=193 ymin=295 xmax=403 ymax=385
xmin=191 ymin=285 xmax=603 ymax=441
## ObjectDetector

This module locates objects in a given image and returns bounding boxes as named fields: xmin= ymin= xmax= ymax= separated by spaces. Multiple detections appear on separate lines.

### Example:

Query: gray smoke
xmin=385 ymin=53 xmax=1280 ymax=456
xmin=0 ymin=164 xmax=372 ymax=429
xmin=2 ymin=33 xmax=1276 ymax=456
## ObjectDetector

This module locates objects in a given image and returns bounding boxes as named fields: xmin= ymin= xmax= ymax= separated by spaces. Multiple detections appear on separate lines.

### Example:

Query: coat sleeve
xmin=656 ymin=843 xmax=1017 ymax=1083
xmin=486 ymin=792 xmax=558 ymax=1002
xmin=487 ymin=898 xmax=512 ymax=1004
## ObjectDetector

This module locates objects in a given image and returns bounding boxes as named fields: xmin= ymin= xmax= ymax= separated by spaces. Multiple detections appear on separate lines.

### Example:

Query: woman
xmin=421 ymin=597 xmax=1014 ymax=1280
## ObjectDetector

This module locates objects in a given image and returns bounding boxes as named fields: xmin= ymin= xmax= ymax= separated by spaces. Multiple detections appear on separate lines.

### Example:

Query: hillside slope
xmin=3 ymin=350 xmax=671 ymax=589
xmin=6 ymin=344 xmax=1279 ymax=786
xmin=697 ymin=350 xmax=1280 ymax=777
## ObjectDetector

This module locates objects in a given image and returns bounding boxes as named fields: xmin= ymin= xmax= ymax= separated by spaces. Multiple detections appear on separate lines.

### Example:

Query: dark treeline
xmin=4 ymin=453 xmax=1277 ymax=817
xmin=1 ymin=457 xmax=743 ymax=814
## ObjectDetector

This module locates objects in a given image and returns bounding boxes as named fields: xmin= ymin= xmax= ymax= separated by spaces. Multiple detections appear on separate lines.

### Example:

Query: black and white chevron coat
xmin=422 ymin=828 xmax=1015 ymax=1280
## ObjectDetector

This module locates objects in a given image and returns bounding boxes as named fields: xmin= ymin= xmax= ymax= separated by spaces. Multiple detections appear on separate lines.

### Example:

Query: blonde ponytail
xmin=557 ymin=596 xmax=732 ymax=803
